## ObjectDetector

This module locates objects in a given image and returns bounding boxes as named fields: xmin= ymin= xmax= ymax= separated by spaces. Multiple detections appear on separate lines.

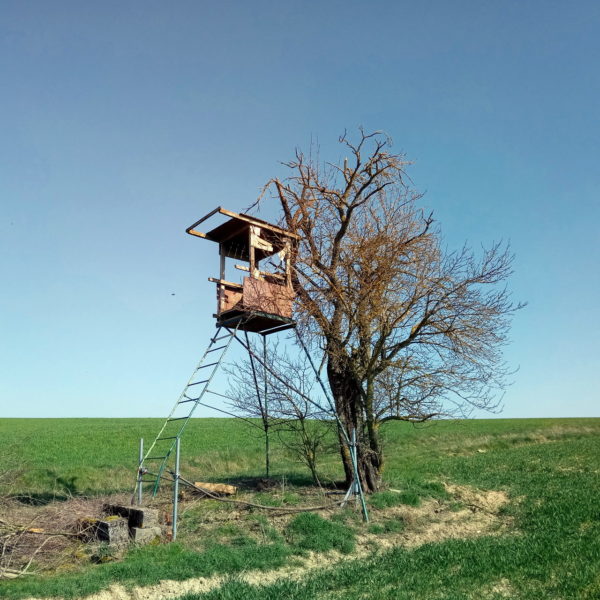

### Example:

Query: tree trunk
xmin=327 ymin=363 xmax=382 ymax=493
xmin=356 ymin=443 xmax=382 ymax=493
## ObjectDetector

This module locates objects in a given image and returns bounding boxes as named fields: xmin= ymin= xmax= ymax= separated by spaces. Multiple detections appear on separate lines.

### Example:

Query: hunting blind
xmin=135 ymin=207 xmax=368 ymax=529
xmin=136 ymin=208 xmax=300 ymax=506
xmin=186 ymin=207 xmax=299 ymax=334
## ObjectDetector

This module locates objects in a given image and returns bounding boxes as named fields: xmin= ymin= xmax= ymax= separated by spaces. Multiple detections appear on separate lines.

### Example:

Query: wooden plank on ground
xmin=193 ymin=482 xmax=237 ymax=496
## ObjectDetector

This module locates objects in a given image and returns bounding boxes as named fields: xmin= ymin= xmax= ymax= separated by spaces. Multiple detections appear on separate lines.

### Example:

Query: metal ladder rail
xmin=146 ymin=326 xmax=236 ymax=496
xmin=142 ymin=325 xmax=230 ymax=460
xmin=138 ymin=322 xmax=241 ymax=497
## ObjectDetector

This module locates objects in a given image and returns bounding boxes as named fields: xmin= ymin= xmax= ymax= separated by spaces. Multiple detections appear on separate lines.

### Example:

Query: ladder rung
xmin=207 ymin=345 xmax=227 ymax=353
xmin=212 ymin=333 xmax=231 ymax=342
xmin=143 ymin=327 xmax=235 ymax=498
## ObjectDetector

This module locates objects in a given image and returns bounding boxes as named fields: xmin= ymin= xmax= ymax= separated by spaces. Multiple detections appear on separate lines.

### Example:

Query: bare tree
xmin=253 ymin=128 xmax=524 ymax=492
xmin=226 ymin=341 xmax=336 ymax=485
xmin=223 ymin=337 xmax=273 ymax=478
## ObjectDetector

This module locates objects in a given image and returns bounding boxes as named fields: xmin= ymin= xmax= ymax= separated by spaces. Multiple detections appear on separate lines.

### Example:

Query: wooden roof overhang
xmin=186 ymin=207 xmax=299 ymax=261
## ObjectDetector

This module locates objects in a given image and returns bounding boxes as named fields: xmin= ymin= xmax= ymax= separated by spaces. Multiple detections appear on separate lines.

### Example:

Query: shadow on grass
xmin=208 ymin=473 xmax=335 ymax=490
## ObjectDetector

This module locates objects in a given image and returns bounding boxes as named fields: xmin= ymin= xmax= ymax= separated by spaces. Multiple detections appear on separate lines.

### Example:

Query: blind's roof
xmin=186 ymin=207 xmax=299 ymax=260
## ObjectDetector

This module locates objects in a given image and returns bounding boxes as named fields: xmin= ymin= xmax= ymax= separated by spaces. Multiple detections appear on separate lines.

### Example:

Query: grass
xmin=1 ymin=417 xmax=594 ymax=497
xmin=370 ymin=489 xmax=421 ymax=508
xmin=285 ymin=513 xmax=355 ymax=554
xmin=367 ymin=518 xmax=404 ymax=534
xmin=1 ymin=417 xmax=599 ymax=599
xmin=0 ymin=542 xmax=292 ymax=599
xmin=0 ymin=418 xmax=278 ymax=499
xmin=181 ymin=420 xmax=600 ymax=600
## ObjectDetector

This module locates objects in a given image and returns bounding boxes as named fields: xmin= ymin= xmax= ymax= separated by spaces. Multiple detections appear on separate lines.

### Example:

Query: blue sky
xmin=1 ymin=0 xmax=598 ymax=418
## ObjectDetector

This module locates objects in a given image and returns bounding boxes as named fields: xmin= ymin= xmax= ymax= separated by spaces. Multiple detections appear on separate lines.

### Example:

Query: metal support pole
xmin=351 ymin=429 xmax=358 ymax=506
xmin=350 ymin=429 xmax=358 ymax=506
xmin=172 ymin=437 xmax=180 ymax=541
xmin=295 ymin=334 xmax=369 ymax=522
xmin=137 ymin=438 xmax=144 ymax=506
xmin=263 ymin=334 xmax=269 ymax=478
xmin=350 ymin=429 xmax=369 ymax=522
xmin=235 ymin=330 xmax=370 ymax=521
xmin=342 ymin=428 xmax=369 ymax=522
xmin=245 ymin=330 xmax=270 ymax=478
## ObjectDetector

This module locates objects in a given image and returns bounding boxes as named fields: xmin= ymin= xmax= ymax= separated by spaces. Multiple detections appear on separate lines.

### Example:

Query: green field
xmin=1 ymin=417 xmax=599 ymax=599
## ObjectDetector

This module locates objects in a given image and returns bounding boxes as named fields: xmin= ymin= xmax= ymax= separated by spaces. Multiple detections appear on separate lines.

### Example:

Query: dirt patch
xmin=18 ymin=483 xmax=513 ymax=600
xmin=444 ymin=483 xmax=508 ymax=514
xmin=79 ymin=578 xmax=226 ymax=600
xmin=359 ymin=487 xmax=510 ymax=552
xmin=479 ymin=577 xmax=515 ymax=598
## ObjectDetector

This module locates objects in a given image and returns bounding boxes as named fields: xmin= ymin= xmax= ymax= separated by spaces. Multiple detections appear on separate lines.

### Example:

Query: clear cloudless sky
xmin=1 ymin=0 xmax=598 ymax=419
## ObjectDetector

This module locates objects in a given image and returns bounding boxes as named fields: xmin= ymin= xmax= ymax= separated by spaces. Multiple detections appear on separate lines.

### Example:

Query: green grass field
xmin=1 ymin=417 xmax=599 ymax=599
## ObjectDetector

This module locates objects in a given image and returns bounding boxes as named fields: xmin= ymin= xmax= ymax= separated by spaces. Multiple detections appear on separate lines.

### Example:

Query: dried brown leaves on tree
xmin=251 ymin=129 xmax=523 ymax=492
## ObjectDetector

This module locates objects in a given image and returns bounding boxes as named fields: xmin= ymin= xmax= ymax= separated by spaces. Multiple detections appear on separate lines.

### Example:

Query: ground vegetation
xmin=0 ymin=418 xmax=598 ymax=600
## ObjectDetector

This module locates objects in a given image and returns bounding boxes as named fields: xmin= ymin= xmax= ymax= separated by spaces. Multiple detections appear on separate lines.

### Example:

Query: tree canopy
xmin=252 ymin=129 xmax=523 ymax=492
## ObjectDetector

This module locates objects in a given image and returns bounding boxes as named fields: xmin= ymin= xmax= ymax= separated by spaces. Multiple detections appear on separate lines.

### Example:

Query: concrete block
xmin=91 ymin=517 xmax=129 ymax=546
xmin=104 ymin=504 xmax=160 ymax=528
xmin=128 ymin=507 xmax=160 ymax=528
xmin=131 ymin=526 xmax=162 ymax=545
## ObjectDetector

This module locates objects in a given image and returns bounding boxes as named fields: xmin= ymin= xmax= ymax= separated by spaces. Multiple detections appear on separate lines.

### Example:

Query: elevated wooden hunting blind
xmin=137 ymin=207 xmax=368 ymax=523
xmin=186 ymin=207 xmax=299 ymax=334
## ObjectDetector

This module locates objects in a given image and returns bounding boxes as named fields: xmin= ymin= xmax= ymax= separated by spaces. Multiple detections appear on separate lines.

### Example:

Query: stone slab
xmin=131 ymin=526 xmax=162 ymax=545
